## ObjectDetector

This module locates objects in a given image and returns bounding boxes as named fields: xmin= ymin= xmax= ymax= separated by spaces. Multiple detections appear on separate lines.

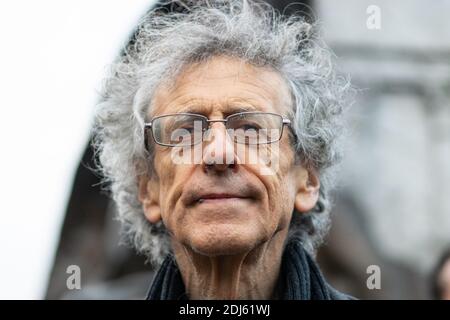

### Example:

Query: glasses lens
xmin=227 ymin=113 xmax=283 ymax=144
xmin=152 ymin=114 xmax=206 ymax=146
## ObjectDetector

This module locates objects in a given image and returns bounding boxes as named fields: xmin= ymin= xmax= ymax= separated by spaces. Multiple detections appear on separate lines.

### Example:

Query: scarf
xmin=146 ymin=237 xmax=341 ymax=300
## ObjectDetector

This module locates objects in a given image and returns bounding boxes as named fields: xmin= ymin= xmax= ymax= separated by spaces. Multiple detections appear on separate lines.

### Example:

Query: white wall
xmin=0 ymin=0 xmax=156 ymax=299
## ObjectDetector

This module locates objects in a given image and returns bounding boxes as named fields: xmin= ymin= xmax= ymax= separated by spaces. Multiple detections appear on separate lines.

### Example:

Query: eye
xmin=240 ymin=123 xmax=262 ymax=131
xmin=232 ymin=120 xmax=261 ymax=131
xmin=171 ymin=118 xmax=200 ymax=133
xmin=179 ymin=125 xmax=195 ymax=133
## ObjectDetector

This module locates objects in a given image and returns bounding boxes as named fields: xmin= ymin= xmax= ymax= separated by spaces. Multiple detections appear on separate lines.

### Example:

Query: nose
xmin=202 ymin=122 xmax=238 ymax=173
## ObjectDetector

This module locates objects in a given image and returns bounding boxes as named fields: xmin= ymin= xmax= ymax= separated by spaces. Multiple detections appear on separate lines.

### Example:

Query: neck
xmin=172 ymin=230 xmax=288 ymax=299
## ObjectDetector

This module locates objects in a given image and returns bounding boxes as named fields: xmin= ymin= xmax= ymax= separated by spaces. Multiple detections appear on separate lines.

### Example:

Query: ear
xmin=138 ymin=175 xmax=162 ymax=223
xmin=293 ymin=166 xmax=320 ymax=213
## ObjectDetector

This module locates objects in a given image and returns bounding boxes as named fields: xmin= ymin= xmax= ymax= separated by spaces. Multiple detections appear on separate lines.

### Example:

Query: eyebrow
xmin=221 ymin=106 xmax=262 ymax=118
xmin=177 ymin=104 xmax=260 ymax=116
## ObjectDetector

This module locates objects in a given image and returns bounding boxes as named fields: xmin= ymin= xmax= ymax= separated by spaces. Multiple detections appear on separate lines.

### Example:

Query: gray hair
xmin=93 ymin=0 xmax=351 ymax=265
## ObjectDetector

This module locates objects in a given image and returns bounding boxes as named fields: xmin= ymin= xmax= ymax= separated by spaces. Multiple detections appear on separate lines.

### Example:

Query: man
xmin=94 ymin=0 xmax=352 ymax=299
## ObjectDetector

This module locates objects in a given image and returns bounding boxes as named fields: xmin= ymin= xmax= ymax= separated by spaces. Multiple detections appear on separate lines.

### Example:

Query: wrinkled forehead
xmin=149 ymin=56 xmax=293 ymax=118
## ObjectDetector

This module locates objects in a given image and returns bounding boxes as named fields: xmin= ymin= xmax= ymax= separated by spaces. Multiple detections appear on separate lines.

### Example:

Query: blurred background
xmin=0 ymin=0 xmax=449 ymax=299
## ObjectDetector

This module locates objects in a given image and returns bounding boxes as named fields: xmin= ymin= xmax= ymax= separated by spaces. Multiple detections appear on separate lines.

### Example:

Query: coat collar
xmin=146 ymin=237 xmax=353 ymax=300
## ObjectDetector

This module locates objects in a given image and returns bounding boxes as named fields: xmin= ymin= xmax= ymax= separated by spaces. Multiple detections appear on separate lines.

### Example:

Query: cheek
xmin=153 ymin=150 xmax=189 ymax=222
xmin=252 ymin=166 xmax=297 ymax=231
xmin=258 ymin=142 xmax=296 ymax=215
xmin=268 ymin=174 xmax=296 ymax=228
xmin=249 ymin=135 xmax=296 ymax=177
xmin=153 ymin=149 xmax=175 ymax=181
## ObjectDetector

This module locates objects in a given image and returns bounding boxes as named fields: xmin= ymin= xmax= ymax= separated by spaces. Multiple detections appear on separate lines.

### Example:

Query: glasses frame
xmin=144 ymin=111 xmax=292 ymax=149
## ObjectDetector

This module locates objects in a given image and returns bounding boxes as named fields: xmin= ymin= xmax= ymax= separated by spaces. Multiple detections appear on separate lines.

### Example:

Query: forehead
xmin=149 ymin=55 xmax=292 ymax=117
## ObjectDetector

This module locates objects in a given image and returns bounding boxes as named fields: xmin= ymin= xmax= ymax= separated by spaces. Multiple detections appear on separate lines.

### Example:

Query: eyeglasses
xmin=144 ymin=111 xmax=292 ymax=148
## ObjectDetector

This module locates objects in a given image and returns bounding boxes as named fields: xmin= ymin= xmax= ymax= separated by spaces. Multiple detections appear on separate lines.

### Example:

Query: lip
xmin=193 ymin=193 xmax=249 ymax=205
xmin=182 ymin=180 xmax=262 ymax=207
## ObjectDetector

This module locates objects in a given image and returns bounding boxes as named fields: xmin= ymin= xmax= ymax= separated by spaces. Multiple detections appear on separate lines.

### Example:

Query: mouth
xmin=195 ymin=193 xmax=249 ymax=204
xmin=186 ymin=192 xmax=251 ymax=206
xmin=182 ymin=178 xmax=262 ymax=208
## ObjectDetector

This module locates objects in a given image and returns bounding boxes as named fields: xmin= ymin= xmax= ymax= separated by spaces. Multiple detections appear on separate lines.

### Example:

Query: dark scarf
xmin=146 ymin=237 xmax=339 ymax=300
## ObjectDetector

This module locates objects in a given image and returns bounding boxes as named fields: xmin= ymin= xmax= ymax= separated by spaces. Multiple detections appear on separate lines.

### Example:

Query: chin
xmin=184 ymin=223 xmax=266 ymax=256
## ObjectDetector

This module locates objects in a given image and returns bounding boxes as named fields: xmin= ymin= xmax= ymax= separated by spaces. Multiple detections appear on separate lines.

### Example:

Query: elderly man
xmin=94 ymin=0 xmax=352 ymax=300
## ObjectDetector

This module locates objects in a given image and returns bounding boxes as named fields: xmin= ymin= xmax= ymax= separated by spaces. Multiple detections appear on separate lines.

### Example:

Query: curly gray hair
xmin=93 ymin=0 xmax=350 ymax=265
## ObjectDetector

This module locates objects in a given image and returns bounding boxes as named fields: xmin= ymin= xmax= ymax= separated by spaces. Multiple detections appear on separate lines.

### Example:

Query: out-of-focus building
xmin=317 ymin=0 xmax=450 ymax=299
